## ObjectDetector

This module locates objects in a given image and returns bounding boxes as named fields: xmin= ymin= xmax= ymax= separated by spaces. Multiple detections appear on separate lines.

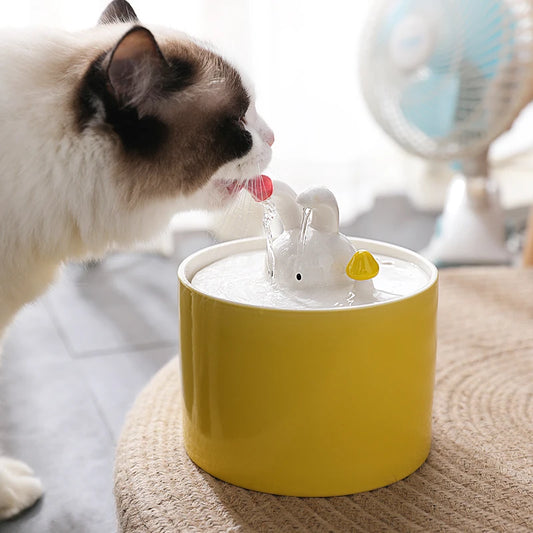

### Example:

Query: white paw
xmin=0 ymin=457 xmax=43 ymax=520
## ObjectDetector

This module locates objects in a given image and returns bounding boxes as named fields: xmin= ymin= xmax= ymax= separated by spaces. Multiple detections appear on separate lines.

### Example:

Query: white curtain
xmin=4 ymin=0 xmax=533 ymax=222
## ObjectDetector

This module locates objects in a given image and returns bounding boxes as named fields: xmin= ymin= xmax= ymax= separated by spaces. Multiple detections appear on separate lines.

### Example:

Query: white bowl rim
xmin=178 ymin=236 xmax=439 ymax=312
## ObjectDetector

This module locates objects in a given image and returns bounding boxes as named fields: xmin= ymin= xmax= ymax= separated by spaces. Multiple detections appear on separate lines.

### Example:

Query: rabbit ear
xmin=296 ymin=187 xmax=339 ymax=233
xmin=272 ymin=181 xmax=302 ymax=230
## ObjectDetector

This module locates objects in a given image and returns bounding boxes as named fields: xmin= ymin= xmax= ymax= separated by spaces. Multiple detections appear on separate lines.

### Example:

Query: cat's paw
xmin=0 ymin=457 xmax=43 ymax=520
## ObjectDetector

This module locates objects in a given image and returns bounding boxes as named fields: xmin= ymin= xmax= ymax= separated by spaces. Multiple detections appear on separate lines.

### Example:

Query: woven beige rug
xmin=115 ymin=267 xmax=533 ymax=532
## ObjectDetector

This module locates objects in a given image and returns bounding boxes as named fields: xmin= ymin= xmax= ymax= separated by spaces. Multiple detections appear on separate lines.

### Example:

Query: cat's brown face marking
xmin=76 ymin=6 xmax=260 ymax=205
xmin=149 ymin=40 xmax=254 ymax=195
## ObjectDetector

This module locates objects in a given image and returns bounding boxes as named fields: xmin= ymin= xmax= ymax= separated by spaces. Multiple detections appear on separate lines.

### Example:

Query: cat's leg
xmin=0 ymin=457 xmax=43 ymax=519
xmin=0 ymin=333 xmax=43 ymax=519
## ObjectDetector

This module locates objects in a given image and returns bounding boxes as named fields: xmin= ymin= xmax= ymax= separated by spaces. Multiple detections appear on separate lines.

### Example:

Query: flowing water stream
xmin=262 ymin=199 xmax=277 ymax=278
xmin=297 ymin=207 xmax=312 ymax=253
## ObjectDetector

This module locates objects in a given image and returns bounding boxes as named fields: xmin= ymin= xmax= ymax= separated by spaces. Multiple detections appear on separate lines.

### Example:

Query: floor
xmin=0 ymin=195 xmax=527 ymax=533
xmin=0 ymin=231 xmax=214 ymax=533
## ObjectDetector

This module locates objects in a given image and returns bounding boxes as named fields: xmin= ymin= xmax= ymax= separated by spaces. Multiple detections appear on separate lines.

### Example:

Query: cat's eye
xmin=296 ymin=273 xmax=302 ymax=281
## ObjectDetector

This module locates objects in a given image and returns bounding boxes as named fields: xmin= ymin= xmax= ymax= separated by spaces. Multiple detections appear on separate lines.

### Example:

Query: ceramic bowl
xmin=178 ymin=237 xmax=438 ymax=496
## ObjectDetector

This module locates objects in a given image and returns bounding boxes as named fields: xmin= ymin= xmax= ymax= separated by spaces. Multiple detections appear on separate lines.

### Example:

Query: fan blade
xmin=400 ymin=72 xmax=460 ymax=138
xmin=461 ymin=0 xmax=515 ymax=80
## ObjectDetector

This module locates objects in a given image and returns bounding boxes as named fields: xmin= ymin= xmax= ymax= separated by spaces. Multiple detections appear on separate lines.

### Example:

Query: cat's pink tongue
xmin=226 ymin=175 xmax=273 ymax=202
xmin=245 ymin=175 xmax=273 ymax=202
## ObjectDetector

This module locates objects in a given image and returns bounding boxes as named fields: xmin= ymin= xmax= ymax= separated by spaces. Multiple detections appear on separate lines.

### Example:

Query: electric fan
xmin=360 ymin=0 xmax=533 ymax=265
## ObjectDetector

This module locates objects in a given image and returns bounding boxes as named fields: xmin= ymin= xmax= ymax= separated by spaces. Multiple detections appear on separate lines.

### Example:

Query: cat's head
xmin=77 ymin=0 xmax=273 ymax=209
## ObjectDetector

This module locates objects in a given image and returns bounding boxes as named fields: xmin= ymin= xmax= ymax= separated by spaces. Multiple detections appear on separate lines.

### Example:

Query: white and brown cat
xmin=0 ymin=0 xmax=273 ymax=519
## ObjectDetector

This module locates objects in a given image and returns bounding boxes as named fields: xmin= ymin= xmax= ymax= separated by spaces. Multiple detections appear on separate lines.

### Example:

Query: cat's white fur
xmin=0 ymin=24 xmax=272 ymax=519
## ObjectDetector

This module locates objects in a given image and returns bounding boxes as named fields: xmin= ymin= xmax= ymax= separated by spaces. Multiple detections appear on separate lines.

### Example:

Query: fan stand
xmin=421 ymin=153 xmax=511 ymax=266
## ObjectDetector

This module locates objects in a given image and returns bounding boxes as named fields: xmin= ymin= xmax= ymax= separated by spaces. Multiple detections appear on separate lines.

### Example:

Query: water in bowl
xmin=192 ymin=250 xmax=429 ymax=309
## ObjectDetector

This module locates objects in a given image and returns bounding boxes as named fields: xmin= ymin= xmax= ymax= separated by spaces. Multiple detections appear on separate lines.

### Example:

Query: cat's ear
xmin=105 ymin=26 xmax=167 ymax=108
xmin=99 ymin=0 xmax=139 ymax=25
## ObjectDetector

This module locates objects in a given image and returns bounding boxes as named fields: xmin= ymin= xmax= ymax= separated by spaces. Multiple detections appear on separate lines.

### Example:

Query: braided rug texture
xmin=115 ymin=267 xmax=533 ymax=532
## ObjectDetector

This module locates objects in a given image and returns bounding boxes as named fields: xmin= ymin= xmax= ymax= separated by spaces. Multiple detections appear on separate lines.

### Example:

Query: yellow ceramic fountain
xmin=178 ymin=177 xmax=438 ymax=496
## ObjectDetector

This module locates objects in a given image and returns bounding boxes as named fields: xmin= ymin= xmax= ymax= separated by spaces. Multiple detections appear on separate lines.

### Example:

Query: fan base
xmin=420 ymin=174 xmax=511 ymax=267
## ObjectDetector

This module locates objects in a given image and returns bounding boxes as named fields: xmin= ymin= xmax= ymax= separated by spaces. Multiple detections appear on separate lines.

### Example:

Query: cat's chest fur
xmin=0 ymin=29 xmax=162 ymax=314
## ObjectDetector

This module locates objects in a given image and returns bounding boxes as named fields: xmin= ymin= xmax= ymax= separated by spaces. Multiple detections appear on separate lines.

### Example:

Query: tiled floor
xmin=0 ymin=196 xmax=526 ymax=532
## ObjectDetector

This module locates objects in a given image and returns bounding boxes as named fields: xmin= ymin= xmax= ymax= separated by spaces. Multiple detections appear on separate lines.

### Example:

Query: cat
xmin=0 ymin=0 xmax=273 ymax=519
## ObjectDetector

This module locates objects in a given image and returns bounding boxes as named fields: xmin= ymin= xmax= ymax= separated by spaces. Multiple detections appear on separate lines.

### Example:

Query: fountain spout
xmin=296 ymin=187 xmax=339 ymax=233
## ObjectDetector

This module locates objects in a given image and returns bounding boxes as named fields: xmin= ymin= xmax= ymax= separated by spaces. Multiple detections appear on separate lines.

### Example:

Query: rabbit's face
xmin=272 ymin=229 xmax=355 ymax=289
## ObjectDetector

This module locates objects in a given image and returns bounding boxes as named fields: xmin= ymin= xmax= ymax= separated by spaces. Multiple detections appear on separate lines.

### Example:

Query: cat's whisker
xmin=214 ymin=188 xmax=259 ymax=241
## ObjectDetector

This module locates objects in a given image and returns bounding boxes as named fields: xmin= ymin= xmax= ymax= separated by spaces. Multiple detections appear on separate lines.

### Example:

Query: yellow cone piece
xmin=346 ymin=249 xmax=379 ymax=280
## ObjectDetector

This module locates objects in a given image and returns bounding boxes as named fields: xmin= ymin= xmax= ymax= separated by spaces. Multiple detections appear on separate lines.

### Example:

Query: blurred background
xmin=5 ymin=0 xmax=533 ymax=231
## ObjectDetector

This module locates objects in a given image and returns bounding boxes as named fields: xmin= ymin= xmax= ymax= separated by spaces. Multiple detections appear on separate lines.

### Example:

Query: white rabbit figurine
xmin=269 ymin=181 xmax=379 ymax=300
